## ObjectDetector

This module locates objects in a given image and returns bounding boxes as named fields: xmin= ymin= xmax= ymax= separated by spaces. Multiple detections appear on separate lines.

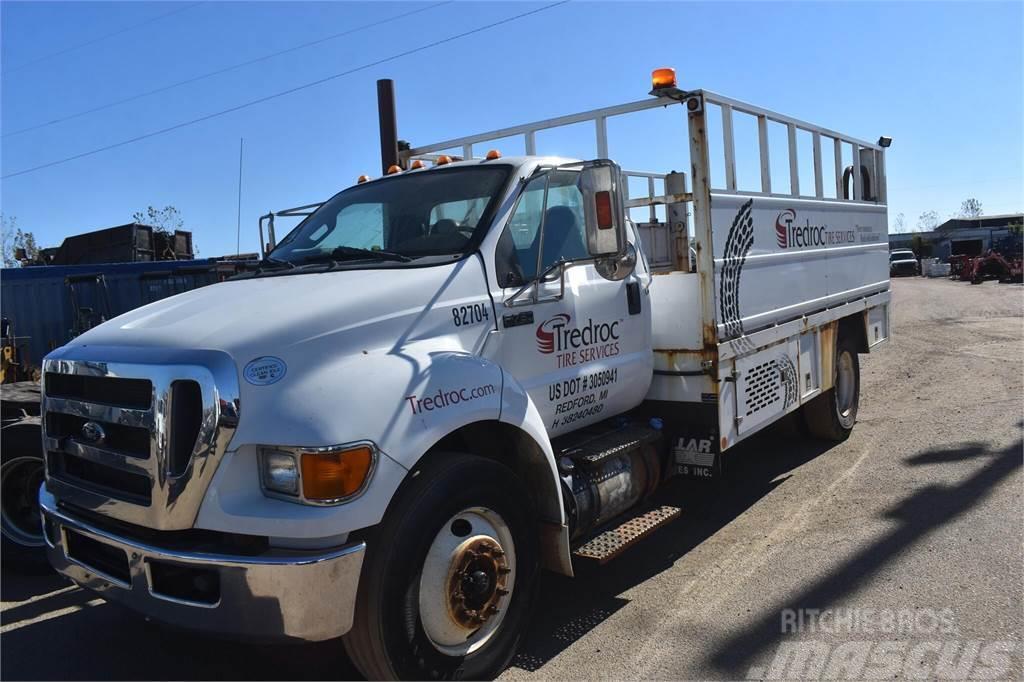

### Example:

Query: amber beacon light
xmin=651 ymin=67 xmax=677 ymax=91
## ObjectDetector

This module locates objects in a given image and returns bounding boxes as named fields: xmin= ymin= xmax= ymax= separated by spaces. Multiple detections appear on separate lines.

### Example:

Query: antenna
xmin=236 ymin=138 xmax=244 ymax=256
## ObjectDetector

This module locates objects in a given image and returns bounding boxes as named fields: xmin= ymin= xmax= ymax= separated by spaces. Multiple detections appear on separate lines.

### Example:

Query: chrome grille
xmin=41 ymin=351 xmax=239 ymax=530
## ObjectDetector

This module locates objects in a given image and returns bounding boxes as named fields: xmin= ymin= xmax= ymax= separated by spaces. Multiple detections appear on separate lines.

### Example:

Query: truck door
xmin=485 ymin=169 xmax=653 ymax=436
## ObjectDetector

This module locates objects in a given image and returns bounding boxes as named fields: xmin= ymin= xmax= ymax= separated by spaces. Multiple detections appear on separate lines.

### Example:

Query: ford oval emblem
xmin=243 ymin=356 xmax=287 ymax=386
xmin=81 ymin=421 xmax=106 ymax=445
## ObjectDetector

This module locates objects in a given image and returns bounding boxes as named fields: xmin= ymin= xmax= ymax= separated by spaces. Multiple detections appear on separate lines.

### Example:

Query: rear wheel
xmin=802 ymin=333 xmax=860 ymax=441
xmin=343 ymin=452 xmax=538 ymax=680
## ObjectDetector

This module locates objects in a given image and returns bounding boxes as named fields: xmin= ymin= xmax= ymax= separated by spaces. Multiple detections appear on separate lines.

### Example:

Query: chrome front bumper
xmin=40 ymin=487 xmax=365 ymax=642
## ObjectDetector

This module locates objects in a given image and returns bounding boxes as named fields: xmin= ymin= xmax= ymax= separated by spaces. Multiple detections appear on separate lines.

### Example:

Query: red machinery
xmin=962 ymin=251 xmax=1023 ymax=284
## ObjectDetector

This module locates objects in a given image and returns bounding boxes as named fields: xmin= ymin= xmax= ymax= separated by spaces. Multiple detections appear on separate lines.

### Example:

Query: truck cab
xmin=890 ymin=248 xmax=919 ymax=276
xmin=39 ymin=73 xmax=891 ymax=680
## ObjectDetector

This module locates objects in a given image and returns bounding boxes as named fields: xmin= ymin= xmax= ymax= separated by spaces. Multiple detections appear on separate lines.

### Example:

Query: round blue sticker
xmin=243 ymin=356 xmax=287 ymax=386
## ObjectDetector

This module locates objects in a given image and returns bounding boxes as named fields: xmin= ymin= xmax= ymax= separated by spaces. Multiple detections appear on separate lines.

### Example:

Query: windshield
xmin=269 ymin=166 xmax=513 ymax=265
xmin=890 ymin=252 xmax=915 ymax=261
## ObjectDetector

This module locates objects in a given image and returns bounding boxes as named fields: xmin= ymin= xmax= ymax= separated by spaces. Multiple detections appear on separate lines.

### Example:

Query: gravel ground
xmin=2 ymin=277 xmax=1021 ymax=680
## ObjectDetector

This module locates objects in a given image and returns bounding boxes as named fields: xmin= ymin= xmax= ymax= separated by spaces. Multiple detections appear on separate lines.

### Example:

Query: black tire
xmin=1 ymin=419 xmax=50 ymax=573
xmin=343 ymin=452 xmax=539 ymax=681
xmin=802 ymin=334 xmax=860 ymax=442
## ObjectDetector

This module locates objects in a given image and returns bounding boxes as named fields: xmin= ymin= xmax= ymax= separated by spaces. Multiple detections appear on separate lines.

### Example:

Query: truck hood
xmin=67 ymin=261 xmax=489 ymax=364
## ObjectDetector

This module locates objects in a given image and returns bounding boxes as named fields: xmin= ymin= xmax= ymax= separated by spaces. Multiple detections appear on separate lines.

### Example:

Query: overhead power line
xmin=2 ymin=1 xmax=570 ymax=181
xmin=3 ymin=2 xmax=205 ymax=74
xmin=3 ymin=1 xmax=453 ymax=138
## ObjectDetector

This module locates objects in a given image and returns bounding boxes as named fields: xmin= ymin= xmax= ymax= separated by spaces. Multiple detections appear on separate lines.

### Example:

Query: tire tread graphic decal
xmin=719 ymin=199 xmax=754 ymax=340
xmin=776 ymin=354 xmax=798 ymax=408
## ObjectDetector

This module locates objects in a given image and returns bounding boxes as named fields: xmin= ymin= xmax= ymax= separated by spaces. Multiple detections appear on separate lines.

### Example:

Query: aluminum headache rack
xmin=402 ymin=86 xmax=889 ymax=263
xmin=404 ymin=80 xmax=890 ymax=363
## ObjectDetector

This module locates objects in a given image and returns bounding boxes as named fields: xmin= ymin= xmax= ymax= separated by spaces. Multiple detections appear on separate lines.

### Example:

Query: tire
xmin=343 ymin=452 xmax=539 ymax=681
xmin=1 ymin=419 xmax=50 ymax=573
xmin=802 ymin=333 xmax=860 ymax=442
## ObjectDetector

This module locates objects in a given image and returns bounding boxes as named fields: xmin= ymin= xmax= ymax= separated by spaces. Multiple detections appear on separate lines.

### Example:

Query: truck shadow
xmin=512 ymin=422 xmax=1023 ymax=675
xmin=510 ymin=414 xmax=834 ymax=672
xmin=703 ymin=428 xmax=1023 ymax=677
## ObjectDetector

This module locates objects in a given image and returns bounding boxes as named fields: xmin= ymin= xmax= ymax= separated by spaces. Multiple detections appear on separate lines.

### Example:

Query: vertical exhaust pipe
xmin=377 ymin=79 xmax=399 ymax=174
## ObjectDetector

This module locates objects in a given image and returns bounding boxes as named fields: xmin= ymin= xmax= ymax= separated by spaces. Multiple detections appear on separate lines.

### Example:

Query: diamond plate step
xmin=572 ymin=505 xmax=682 ymax=564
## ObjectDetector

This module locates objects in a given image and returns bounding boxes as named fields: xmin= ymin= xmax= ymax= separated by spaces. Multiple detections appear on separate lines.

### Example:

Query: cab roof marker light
xmin=436 ymin=155 xmax=452 ymax=166
xmin=357 ymin=174 xmax=371 ymax=184
xmin=485 ymin=149 xmax=502 ymax=160
xmin=410 ymin=160 xmax=426 ymax=169
xmin=386 ymin=164 xmax=402 ymax=175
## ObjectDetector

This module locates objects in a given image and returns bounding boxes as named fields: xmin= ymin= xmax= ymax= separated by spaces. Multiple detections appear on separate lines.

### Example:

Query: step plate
xmin=572 ymin=505 xmax=682 ymax=564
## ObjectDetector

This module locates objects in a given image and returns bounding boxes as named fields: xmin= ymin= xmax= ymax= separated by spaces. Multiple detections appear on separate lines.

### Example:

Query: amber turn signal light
xmin=651 ymin=67 xmax=677 ymax=91
xmin=301 ymin=446 xmax=373 ymax=501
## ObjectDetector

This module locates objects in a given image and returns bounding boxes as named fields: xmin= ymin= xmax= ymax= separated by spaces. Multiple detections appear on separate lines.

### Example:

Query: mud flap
xmin=673 ymin=434 xmax=723 ymax=480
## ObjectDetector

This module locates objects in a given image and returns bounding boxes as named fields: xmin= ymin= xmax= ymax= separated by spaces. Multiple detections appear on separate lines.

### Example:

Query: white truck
xmin=38 ymin=71 xmax=891 ymax=679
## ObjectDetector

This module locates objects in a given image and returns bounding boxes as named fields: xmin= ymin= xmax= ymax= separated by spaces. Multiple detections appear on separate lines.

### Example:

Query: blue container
xmin=1 ymin=259 xmax=231 ymax=372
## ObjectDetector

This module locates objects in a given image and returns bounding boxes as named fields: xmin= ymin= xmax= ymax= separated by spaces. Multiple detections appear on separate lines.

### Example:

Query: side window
xmin=497 ymin=171 xmax=588 ymax=284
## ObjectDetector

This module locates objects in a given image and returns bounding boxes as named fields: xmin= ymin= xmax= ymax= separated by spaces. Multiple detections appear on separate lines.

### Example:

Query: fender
xmin=497 ymin=366 xmax=573 ymax=575
xmin=195 ymin=348 xmax=568 ymax=553
xmin=197 ymin=347 xmax=502 ymax=538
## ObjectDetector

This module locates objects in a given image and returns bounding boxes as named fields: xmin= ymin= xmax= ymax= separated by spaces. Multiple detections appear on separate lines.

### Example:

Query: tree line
xmin=891 ymin=198 xmax=985 ymax=234
xmin=2 ymin=205 xmax=189 ymax=267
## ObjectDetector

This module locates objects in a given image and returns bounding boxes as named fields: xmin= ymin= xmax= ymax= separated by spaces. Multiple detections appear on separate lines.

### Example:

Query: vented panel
xmin=45 ymin=373 xmax=152 ymax=409
xmin=743 ymin=360 xmax=781 ymax=417
xmin=168 ymin=380 xmax=203 ymax=477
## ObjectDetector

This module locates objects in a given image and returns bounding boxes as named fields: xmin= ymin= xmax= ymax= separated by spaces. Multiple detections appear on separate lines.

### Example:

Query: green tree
xmin=958 ymin=198 xmax=983 ymax=218
xmin=133 ymin=205 xmax=184 ymax=233
xmin=892 ymin=212 xmax=906 ymax=234
xmin=1 ymin=215 xmax=40 ymax=267
xmin=917 ymin=210 xmax=939 ymax=231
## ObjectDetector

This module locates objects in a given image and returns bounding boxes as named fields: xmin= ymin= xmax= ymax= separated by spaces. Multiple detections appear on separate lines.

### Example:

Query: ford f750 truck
xmin=39 ymin=71 xmax=891 ymax=679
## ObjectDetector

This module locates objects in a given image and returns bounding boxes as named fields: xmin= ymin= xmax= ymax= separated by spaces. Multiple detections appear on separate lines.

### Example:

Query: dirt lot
xmin=2 ymin=277 xmax=1021 ymax=680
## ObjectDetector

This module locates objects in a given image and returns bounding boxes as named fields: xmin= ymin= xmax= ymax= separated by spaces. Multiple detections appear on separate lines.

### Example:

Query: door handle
xmin=626 ymin=281 xmax=642 ymax=315
xmin=503 ymin=311 xmax=534 ymax=328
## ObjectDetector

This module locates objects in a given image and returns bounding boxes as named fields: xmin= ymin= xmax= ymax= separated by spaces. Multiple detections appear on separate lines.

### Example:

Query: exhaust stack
xmin=376 ymin=79 xmax=399 ymax=174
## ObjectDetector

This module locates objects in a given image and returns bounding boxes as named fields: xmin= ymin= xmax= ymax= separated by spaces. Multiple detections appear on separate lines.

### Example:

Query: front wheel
xmin=1 ymin=419 xmax=50 ymax=573
xmin=802 ymin=334 xmax=860 ymax=441
xmin=343 ymin=453 xmax=538 ymax=680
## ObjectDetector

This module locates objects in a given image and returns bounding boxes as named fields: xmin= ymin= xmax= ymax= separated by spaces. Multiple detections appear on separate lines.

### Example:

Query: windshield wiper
xmin=331 ymin=246 xmax=412 ymax=262
xmin=255 ymin=257 xmax=296 ymax=273
xmin=303 ymin=246 xmax=412 ymax=264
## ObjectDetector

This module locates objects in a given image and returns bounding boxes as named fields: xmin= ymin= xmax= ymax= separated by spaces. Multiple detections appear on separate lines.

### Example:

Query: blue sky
xmin=2 ymin=1 xmax=1022 ymax=257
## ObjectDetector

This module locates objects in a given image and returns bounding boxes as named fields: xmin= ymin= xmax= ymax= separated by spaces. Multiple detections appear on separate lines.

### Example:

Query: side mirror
xmin=579 ymin=160 xmax=626 ymax=258
xmin=595 ymin=242 xmax=637 ymax=281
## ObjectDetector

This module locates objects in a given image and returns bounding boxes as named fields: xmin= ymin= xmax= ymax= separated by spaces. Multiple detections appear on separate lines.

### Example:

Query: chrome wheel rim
xmin=1 ymin=456 xmax=46 ymax=547
xmin=418 ymin=507 xmax=516 ymax=656
xmin=836 ymin=350 xmax=856 ymax=422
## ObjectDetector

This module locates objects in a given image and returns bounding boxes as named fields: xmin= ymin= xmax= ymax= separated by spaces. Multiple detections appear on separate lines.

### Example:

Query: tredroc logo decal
xmin=535 ymin=313 xmax=621 ymax=368
xmin=775 ymin=209 xmax=855 ymax=249
xmin=405 ymin=383 xmax=496 ymax=415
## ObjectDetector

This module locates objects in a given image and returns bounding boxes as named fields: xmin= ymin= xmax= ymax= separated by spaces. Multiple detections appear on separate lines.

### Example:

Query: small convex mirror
xmin=579 ymin=160 xmax=626 ymax=258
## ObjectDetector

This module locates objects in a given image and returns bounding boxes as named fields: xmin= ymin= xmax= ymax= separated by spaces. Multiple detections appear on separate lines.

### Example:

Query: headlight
xmin=258 ymin=443 xmax=376 ymax=505
xmin=260 ymin=450 xmax=299 ymax=496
